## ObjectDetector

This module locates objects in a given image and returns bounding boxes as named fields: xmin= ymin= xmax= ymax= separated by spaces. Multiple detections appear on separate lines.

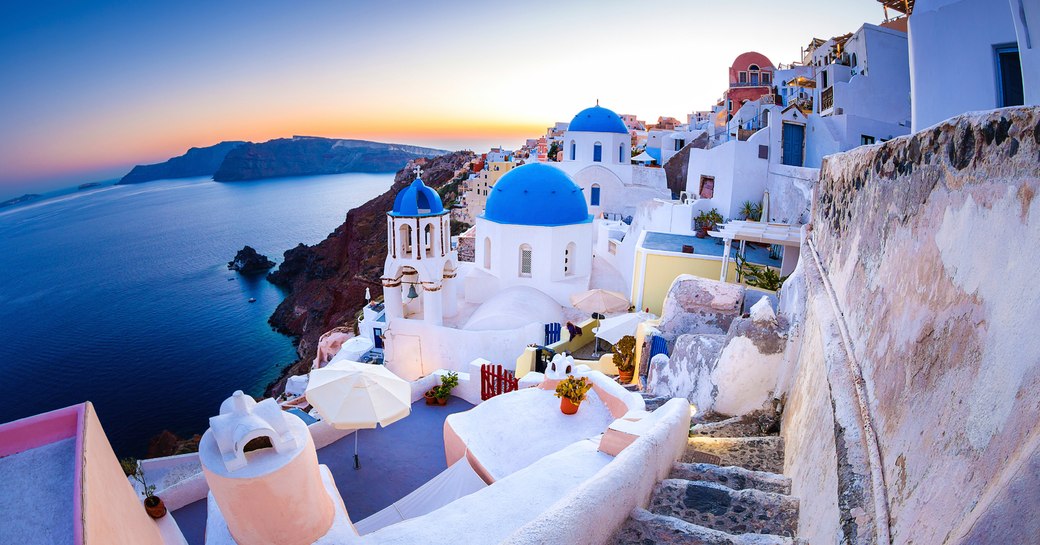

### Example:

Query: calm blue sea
xmin=0 ymin=173 xmax=393 ymax=456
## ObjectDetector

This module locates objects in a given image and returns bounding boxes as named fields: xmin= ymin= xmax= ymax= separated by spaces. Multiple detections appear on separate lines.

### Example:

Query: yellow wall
xmin=633 ymin=250 xmax=779 ymax=315
xmin=515 ymin=318 xmax=598 ymax=378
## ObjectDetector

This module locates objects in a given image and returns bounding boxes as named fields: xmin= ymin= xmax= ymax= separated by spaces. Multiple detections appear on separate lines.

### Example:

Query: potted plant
xmin=694 ymin=208 xmax=724 ymax=238
xmin=612 ymin=335 xmax=637 ymax=384
xmin=121 ymin=457 xmax=166 ymax=519
xmin=554 ymin=375 xmax=593 ymax=415
xmin=431 ymin=371 xmax=458 ymax=406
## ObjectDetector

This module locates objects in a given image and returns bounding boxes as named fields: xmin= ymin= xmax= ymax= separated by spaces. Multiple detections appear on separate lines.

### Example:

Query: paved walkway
xmin=171 ymin=397 xmax=474 ymax=545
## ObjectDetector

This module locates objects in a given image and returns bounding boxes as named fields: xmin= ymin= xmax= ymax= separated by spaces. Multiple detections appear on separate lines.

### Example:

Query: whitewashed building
xmin=909 ymin=0 xmax=1038 ymax=131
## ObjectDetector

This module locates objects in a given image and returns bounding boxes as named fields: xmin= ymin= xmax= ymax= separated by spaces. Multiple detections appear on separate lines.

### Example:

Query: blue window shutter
xmin=593 ymin=144 xmax=602 ymax=162
xmin=591 ymin=186 xmax=601 ymax=206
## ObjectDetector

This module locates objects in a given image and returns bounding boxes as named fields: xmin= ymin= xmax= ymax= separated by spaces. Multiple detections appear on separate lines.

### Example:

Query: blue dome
xmin=390 ymin=177 xmax=444 ymax=217
xmin=568 ymin=105 xmax=629 ymax=134
xmin=483 ymin=163 xmax=591 ymax=226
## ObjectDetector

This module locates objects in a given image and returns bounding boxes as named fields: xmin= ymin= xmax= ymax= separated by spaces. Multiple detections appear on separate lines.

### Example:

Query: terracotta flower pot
xmin=436 ymin=396 xmax=448 ymax=406
xmin=144 ymin=496 xmax=167 ymax=519
xmin=618 ymin=369 xmax=634 ymax=384
xmin=560 ymin=397 xmax=579 ymax=415
xmin=424 ymin=390 xmax=437 ymax=405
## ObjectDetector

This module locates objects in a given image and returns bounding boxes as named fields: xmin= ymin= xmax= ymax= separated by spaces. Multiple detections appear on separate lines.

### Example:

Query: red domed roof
xmin=729 ymin=52 xmax=774 ymax=85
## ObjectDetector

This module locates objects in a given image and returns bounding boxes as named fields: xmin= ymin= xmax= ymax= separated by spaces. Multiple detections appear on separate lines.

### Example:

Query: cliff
xmin=213 ymin=136 xmax=448 ymax=181
xmin=265 ymin=150 xmax=476 ymax=393
xmin=118 ymin=141 xmax=246 ymax=184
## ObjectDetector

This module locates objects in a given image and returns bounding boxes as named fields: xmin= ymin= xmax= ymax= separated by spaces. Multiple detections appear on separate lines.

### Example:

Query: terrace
xmin=172 ymin=398 xmax=474 ymax=545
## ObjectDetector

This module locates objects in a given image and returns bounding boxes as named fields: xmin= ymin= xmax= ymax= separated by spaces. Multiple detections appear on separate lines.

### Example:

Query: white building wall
xmin=909 ymin=0 xmax=1020 ymax=131
xmin=469 ymin=218 xmax=593 ymax=306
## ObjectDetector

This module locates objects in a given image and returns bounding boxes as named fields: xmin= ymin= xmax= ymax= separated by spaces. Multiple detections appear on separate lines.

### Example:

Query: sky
xmin=0 ymin=0 xmax=886 ymax=197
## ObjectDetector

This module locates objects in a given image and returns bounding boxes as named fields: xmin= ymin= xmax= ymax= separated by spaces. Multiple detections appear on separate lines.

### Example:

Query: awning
xmin=709 ymin=220 xmax=802 ymax=246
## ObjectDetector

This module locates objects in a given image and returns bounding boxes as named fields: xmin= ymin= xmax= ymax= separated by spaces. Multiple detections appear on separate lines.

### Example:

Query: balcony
xmin=820 ymin=86 xmax=834 ymax=113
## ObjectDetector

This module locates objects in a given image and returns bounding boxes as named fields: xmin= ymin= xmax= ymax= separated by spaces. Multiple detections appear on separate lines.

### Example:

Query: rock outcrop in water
xmin=265 ymin=151 xmax=476 ymax=394
xmin=0 ymin=193 xmax=41 ymax=208
xmin=118 ymin=141 xmax=247 ymax=184
xmin=228 ymin=246 xmax=276 ymax=274
xmin=213 ymin=136 xmax=448 ymax=181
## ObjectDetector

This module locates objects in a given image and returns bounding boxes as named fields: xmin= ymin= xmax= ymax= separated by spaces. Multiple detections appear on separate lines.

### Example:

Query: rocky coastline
xmin=262 ymin=150 xmax=477 ymax=396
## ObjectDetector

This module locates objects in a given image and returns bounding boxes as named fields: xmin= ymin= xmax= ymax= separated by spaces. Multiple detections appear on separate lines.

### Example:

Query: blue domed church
xmin=464 ymin=163 xmax=594 ymax=306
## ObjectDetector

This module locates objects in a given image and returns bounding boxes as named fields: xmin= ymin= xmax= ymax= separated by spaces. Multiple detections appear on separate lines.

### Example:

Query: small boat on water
xmin=248 ymin=298 xmax=257 ymax=303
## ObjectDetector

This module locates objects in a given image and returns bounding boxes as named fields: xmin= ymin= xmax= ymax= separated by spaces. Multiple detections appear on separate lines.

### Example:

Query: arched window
xmin=424 ymin=223 xmax=435 ymax=257
xmin=762 ymin=109 xmax=770 ymax=128
xmin=564 ymin=242 xmax=576 ymax=276
xmin=399 ymin=224 xmax=413 ymax=256
xmin=483 ymin=237 xmax=491 ymax=269
xmin=748 ymin=64 xmax=760 ymax=85
xmin=570 ymin=140 xmax=576 ymax=161
xmin=590 ymin=184 xmax=601 ymax=206
xmin=519 ymin=244 xmax=532 ymax=277
xmin=851 ymin=53 xmax=858 ymax=68
xmin=593 ymin=142 xmax=602 ymax=162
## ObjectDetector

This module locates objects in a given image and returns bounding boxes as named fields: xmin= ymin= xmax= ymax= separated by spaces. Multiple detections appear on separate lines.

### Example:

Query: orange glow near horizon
xmin=0 ymin=1 xmax=886 ymax=194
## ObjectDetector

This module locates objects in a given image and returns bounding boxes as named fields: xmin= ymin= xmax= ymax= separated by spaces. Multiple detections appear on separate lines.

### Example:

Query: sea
xmin=0 ymin=173 xmax=394 ymax=457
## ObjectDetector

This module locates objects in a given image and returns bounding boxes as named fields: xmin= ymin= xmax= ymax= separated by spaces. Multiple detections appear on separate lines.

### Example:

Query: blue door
xmin=373 ymin=328 xmax=384 ymax=349
xmin=590 ymin=185 xmax=601 ymax=206
xmin=782 ymin=123 xmax=805 ymax=167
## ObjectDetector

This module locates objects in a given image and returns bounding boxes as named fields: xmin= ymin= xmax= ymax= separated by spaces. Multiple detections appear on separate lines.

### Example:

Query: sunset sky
xmin=0 ymin=1 xmax=885 ymax=197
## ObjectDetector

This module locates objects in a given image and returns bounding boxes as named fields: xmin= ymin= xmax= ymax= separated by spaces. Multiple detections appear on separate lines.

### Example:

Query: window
xmin=564 ymin=242 xmax=576 ymax=276
xmin=821 ymin=71 xmax=829 ymax=89
xmin=674 ymin=139 xmax=685 ymax=151
xmin=483 ymin=237 xmax=491 ymax=269
xmin=851 ymin=53 xmax=858 ymax=68
xmin=996 ymin=45 xmax=1024 ymax=107
xmin=590 ymin=184 xmax=601 ymax=206
xmin=698 ymin=176 xmax=714 ymax=199
xmin=739 ymin=71 xmax=747 ymax=83
xmin=519 ymin=244 xmax=532 ymax=277
xmin=400 ymin=224 xmax=412 ymax=256
xmin=593 ymin=142 xmax=602 ymax=162
xmin=762 ymin=109 xmax=770 ymax=127
xmin=861 ymin=135 xmax=876 ymax=145
xmin=618 ymin=144 xmax=624 ymax=162
xmin=570 ymin=141 xmax=576 ymax=160
xmin=762 ymin=72 xmax=771 ymax=85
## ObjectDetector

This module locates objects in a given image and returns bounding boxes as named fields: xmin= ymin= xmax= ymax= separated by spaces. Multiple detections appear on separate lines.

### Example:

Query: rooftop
xmin=0 ymin=438 xmax=76 ymax=545
xmin=640 ymin=231 xmax=779 ymax=267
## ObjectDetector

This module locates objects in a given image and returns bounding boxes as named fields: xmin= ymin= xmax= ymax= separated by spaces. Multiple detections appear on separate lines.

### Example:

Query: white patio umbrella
xmin=632 ymin=151 xmax=656 ymax=163
xmin=306 ymin=360 xmax=411 ymax=469
xmin=593 ymin=312 xmax=655 ymax=346
xmin=569 ymin=289 xmax=630 ymax=314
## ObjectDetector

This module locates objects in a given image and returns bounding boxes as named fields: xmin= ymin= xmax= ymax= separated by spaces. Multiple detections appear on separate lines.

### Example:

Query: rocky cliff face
xmin=213 ymin=137 xmax=447 ymax=181
xmin=265 ymin=151 xmax=476 ymax=392
xmin=118 ymin=141 xmax=246 ymax=184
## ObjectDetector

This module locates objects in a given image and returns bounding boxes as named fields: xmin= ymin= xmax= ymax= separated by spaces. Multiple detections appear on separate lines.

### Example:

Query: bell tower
xmin=382 ymin=166 xmax=458 ymax=325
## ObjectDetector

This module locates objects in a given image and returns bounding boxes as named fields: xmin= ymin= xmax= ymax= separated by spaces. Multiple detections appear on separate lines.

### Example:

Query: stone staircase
xmin=612 ymin=412 xmax=801 ymax=545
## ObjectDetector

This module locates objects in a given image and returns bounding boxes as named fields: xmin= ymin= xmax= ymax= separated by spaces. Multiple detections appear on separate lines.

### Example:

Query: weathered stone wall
xmin=784 ymin=107 xmax=1040 ymax=544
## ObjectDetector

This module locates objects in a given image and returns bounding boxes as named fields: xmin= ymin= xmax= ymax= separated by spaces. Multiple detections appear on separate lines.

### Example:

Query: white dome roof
xmin=462 ymin=286 xmax=564 ymax=331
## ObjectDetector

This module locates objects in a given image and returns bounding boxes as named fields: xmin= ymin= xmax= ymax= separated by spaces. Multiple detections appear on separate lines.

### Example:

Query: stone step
xmin=612 ymin=508 xmax=797 ymax=545
xmin=647 ymin=479 xmax=799 ymax=538
xmin=684 ymin=436 xmax=784 ymax=474
xmin=691 ymin=413 xmax=777 ymax=438
xmin=670 ymin=462 xmax=791 ymax=495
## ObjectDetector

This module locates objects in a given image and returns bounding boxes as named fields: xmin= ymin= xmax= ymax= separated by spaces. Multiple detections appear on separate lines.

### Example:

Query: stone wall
xmin=782 ymin=107 xmax=1040 ymax=544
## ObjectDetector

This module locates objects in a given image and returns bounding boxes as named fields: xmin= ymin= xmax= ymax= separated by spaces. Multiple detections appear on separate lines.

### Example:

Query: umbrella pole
xmin=354 ymin=430 xmax=360 ymax=470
